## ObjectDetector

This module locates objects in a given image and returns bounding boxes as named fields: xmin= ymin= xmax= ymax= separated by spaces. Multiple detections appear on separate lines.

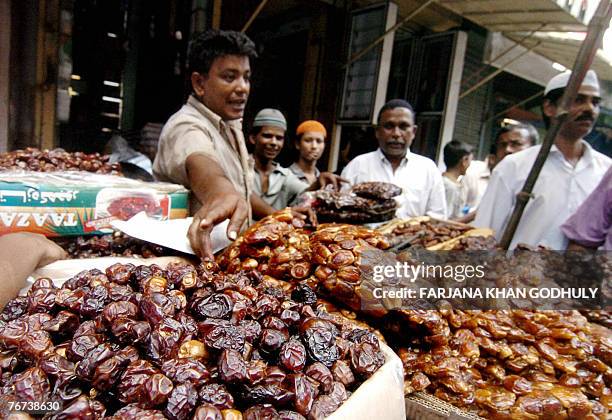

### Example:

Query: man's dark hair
xmin=542 ymin=88 xmax=564 ymax=129
xmin=492 ymin=123 xmax=539 ymax=152
xmin=444 ymin=140 xmax=473 ymax=169
xmin=377 ymin=99 xmax=415 ymax=124
xmin=188 ymin=30 xmax=258 ymax=75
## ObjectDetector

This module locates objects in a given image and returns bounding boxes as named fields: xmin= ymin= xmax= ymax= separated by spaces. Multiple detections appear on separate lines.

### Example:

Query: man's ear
xmin=542 ymin=99 xmax=557 ymax=118
xmin=191 ymin=72 xmax=206 ymax=98
xmin=248 ymin=134 xmax=257 ymax=146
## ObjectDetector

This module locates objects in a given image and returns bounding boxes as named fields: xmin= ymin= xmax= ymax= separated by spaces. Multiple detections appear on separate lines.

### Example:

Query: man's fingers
xmin=187 ymin=218 xmax=203 ymax=257
xmin=198 ymin=225 xmax=215 ymax=260
xmin=227 ymin=199 xmax=249 ymax=241
xmin=199 ymin=204 xmax=232 ymax=229
xmin=307 ymin=208 xmax=318 ymax=226
xmin=337 ymin=176 xmax=349 ymax=184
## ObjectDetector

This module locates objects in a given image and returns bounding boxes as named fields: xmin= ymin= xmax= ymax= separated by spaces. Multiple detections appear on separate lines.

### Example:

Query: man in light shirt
xmin=474 ymin=70 xmax=611 ymax=249
xmin=341 ymin=99 xmax=447 ymax=219
xmin=463 ymin=123 xmax=538 ymax=213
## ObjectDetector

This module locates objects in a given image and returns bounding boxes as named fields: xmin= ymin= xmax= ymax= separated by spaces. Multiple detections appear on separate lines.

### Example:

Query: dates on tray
xmin=398 ymin=309 xmax=612 ymax=419
xmin=0 ymin=258 xmax=385 ymax=418
xmin=0 ymin=147 xmax=121 ymax=174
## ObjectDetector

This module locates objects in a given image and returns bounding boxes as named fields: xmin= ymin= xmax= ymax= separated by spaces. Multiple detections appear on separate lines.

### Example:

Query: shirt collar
xmin=290 ymin=162 xmax=320 ymax=178
xmin=250 ymin=157 xmax=286 ymax=175
xmin=550 ymin=140 xmax=595 ymax=165
xmin=375 ymin=148 xmax=409 ymax=167
xmin=187 ymin=95 xmax=243 ymax=131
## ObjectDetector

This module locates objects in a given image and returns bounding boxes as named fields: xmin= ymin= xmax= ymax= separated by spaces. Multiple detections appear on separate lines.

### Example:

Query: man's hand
xmin=318 ymin=172 xmax=348 ymax=190
xmin=188 ymin=190 xmax=249 ymax=260
xmin=186 ymin=153 xmax=250 ymax=260
xmin=290 ymin=205 xmax=318 ymax=226
xmin=1 ymin=232 xmax=68 ymax=268
xmin=307 ymin=172 xmax=348 ymax=192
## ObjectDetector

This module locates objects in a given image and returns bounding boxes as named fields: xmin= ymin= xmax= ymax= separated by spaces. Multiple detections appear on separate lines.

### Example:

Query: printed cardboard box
xmin=0 ymin=171 xmax=188 ymax=236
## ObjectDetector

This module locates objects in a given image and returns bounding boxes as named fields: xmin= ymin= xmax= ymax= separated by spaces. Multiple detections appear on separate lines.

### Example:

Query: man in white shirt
xmin=341 ymin=99 xmax=447 ymax=219
xmin=474 ymin=70 xmax=611 ymax=249
xmin=464 ymin=123 xmax=539 ymax=210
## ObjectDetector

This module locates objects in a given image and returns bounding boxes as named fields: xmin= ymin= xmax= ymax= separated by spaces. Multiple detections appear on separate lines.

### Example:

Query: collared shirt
xmin=288 ymin=162 xmax=320 ymax=184
xmin=474 ymin=142 xmax=611 ymax=249
xmin=252 ymin=161 xmax=309 ymax=210
xmin=561 ymin=166 xmax=612 ymax=250
xmin=153 ymin=95 xmax=253 ymax=215
xmin=463 ymin=159 xmax=491 ymax=210
xmin=442 ymin=176 xmax=468 ymax=219
xmin=340 ymin=148 xmax=447 ymax=219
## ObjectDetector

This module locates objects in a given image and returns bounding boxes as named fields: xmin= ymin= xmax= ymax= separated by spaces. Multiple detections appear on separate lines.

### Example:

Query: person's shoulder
xmin=590 ymin=147 xmax=612 ymax=168
xmin=410 ymin=152 xmax=442 ymax=173
xmin=343 ymin=151 xmax=378 ymax=170
xmin=349 ymin=150 xmax=379 ymax=163
xmin=495 ymin=145 xmax=540 ymax=174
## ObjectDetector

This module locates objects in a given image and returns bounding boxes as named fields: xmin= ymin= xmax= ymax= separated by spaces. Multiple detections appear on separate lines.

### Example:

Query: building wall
xmin=453 ymin=30 xmax=494 ymax=158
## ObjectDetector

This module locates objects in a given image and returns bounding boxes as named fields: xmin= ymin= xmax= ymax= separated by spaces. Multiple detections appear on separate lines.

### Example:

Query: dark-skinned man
xmin=289 ymin=120 xmax=328 ymax=185
xmin=154 ymin=31 xmax=341 ymax=259
xmin=341 ymin=99 xmax=447 ymax=219
xmin=474 ymin=70 xmax=611 ymax=249
xmin=249 ymin=109 xmax=346 ymax=213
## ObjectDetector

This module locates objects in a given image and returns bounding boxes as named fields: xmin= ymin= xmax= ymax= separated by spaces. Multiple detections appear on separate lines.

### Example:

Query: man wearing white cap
xmin=249 ymin=109 xmax=310 ymax=210
xmin=474 ymin=70 xmax=611 ymax=249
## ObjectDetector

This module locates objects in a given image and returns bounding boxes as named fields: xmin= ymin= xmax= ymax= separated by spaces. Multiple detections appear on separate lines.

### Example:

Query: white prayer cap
xmin=544 ymin=70 xmax=600 ymax=95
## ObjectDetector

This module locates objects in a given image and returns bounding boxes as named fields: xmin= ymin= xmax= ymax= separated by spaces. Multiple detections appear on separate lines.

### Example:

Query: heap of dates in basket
xmin=0 ymin=255 xmax=386 ymax=419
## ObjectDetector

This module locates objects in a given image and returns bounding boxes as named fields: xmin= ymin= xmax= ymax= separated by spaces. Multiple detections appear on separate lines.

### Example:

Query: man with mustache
xmin=474 ymin=70 xmax=611 ymax=249
xmin=154 ymin=30 xmax=276 ymax=259
xmin=340 ymin=99 xmax=447 ymax=219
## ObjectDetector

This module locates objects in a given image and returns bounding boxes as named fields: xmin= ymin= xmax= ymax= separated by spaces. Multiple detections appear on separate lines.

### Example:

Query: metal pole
xmin=343 ymin=0 xmax=437 ymax=69
xmin=459 ymin=41 xmax=541 ymax=99
xmin=241 ymin=0 xmax=268 ymax=33
xmin=499 ymin=0 xmax=612 ymax=250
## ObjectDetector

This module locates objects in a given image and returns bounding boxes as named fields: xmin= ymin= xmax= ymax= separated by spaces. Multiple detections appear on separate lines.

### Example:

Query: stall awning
xmin=438 ymin=0 xmax=588 ymax=33
xmin=507 ymin=31 xmax=612 ymax=80
xmin=439 ymin=0 xmax=611 ymax=81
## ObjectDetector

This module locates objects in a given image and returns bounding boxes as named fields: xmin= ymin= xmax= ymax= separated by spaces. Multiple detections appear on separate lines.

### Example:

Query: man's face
xmin=296 ymin=131 xmax=326 ymax=163
xmin=250 ymin=126 xmax=285 ymax=161
xmin=191 ymin=54 xmax=251 ymax=121
xmin=376 ymin=107 xmax=417 ymax=160
xmin=460 ymin=153 xmax=473 ymax=176
xmin=496 ymin=128 xmax=532 ymax=163
xmin=544 ymin=85 xmax=601 ymax=139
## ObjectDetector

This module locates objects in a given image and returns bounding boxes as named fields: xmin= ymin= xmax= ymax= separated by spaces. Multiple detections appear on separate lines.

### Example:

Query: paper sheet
xmin=110 ymin=211 xmax=232 ymax=255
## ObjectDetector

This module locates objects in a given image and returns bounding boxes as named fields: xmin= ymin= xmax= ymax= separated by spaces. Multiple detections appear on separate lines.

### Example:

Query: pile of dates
xmin=446 ymin=235 xmax=498 ymax=251
xmin=218 ymin=210 xmax=389 ymax=305
xmin=397 ymin=309 xmax=612 ymax=418
xmin=311 ymin=182 xmax=400 ymax=224
xmin=382 ymin=218 xmax=473 ymax=249
xmin=53 ymin=232 xmax=175 ymax=259
xmin=0 ymin=147 xmax=121 ymax=174
xmin=0 ymin=260 xmax=386 ymax=419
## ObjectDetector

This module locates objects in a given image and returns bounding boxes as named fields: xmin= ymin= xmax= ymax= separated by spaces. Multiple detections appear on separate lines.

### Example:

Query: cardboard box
xmin=0 ymin=171 xmax=188 ymax=237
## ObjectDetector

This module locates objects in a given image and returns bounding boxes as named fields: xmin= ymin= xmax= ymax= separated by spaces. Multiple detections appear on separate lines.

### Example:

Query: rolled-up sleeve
xmin=154 ymin=126 xmax=216 ymax=187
